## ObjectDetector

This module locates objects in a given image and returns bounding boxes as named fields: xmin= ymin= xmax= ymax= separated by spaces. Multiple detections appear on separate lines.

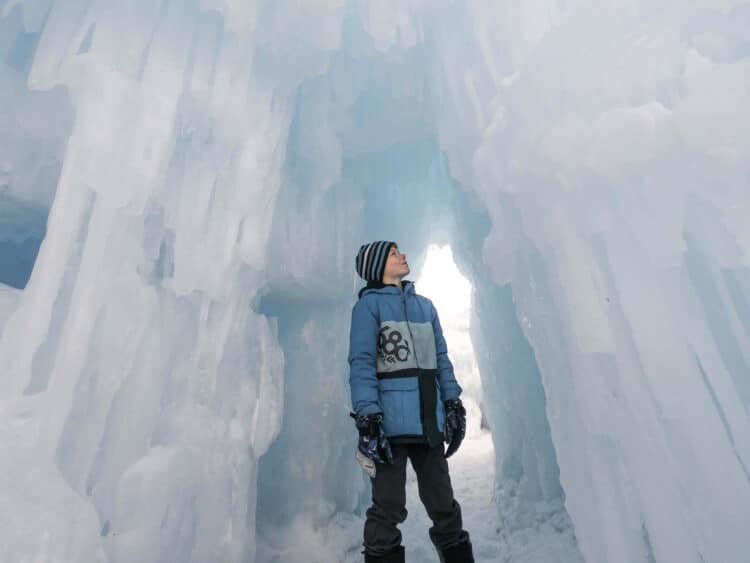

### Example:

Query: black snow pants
xmin=363 ymin=442 xmax=470 ymax=556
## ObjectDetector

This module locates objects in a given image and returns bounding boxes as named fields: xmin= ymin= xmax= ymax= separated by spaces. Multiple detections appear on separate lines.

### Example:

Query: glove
xmin=355 ymin=449 xmax=377 ymax=478
xmin=443 ymin=398 xmax=466 ymax=458
xmin=350 ymin=412 xmax=394 ymax=465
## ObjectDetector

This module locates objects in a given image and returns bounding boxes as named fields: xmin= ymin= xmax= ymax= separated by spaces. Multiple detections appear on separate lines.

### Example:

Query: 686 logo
xmin=378 ymin=325 xmax=410 ymax=364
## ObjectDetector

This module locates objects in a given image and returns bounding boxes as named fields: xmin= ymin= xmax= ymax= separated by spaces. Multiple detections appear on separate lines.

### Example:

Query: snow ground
xmin=256 ymin=429 xmax=500 ymax=563
xmin=333 ymin=428 xmax=579 ymax=563
xmin=334 ymin=430 xmax=501 ymax=563
xmin=399 ymin=430 xmax=502 ymax=563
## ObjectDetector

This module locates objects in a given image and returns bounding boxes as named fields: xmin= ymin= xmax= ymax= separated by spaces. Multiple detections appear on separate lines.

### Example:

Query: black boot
xmin=364 ymin=545 xmax=405 ymax=563
xmin=438 ymin=540 xmax=474 ymax=563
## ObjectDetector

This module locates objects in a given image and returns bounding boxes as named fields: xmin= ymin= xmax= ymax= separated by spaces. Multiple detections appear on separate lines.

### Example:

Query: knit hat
xmin=355 ymin=240 xmax=396 ymax=282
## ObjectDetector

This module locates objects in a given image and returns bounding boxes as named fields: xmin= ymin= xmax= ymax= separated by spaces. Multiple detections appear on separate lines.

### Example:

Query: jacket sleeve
xmin=348 ymin=298 xmax=382 ymax=416
xmin=431 ymin=303 xmax=462 ymax=402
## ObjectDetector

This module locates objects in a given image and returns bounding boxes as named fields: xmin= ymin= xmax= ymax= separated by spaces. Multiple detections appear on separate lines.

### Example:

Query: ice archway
xmin=1 ymin=1 xmax=749 ymax=562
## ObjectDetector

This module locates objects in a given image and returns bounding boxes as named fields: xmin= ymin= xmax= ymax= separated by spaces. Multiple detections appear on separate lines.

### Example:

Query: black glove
xmin=350 ymin=412 xmax=394 ymax=464
xmin=443 ymin=398 xmax=466 ymax=458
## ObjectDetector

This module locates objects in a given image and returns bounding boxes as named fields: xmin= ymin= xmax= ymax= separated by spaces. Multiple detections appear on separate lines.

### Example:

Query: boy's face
xmin=383 ymin=245 xmax=409 ymax=280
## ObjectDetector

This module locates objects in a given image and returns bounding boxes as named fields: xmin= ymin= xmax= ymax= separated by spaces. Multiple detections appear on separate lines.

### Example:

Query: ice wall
xmin=1 ymin=1 xmax=749 ymax=562
xmin=0 ymin=4 xmax=72 ymax=290
xmin=432 ymin=2 xmax=750 ymax=562
xmin=0 ymin=1 xmax=316 ymax=561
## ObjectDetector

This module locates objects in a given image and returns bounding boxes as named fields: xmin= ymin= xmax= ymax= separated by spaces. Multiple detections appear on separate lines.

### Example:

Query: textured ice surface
xmin=1 ymin=1 xmax=749 ymax=562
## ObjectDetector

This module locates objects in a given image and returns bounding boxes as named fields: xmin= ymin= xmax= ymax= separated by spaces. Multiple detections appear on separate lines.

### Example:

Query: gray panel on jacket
xmin=377 ymin=320 xmax=437 ymax=372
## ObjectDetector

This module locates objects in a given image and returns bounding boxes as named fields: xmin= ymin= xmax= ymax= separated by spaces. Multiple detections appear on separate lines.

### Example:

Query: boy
xmin=348 ymin=240 xmax=475 ymax=563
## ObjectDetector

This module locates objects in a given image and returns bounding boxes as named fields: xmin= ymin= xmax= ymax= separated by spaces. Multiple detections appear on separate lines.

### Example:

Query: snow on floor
xmin=258 ymin=411 xmax=580 ymax=562
xmin=334 ymin=430 xmax=501 ymax=563
xmin=399 ymin=430 xmax=502 ymax=563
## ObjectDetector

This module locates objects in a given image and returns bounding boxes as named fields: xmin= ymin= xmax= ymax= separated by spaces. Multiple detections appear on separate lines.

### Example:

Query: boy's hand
xmin=350 ymin=412 xmax=394 ymax=465
xmin=443 ymin=399 xmax=466 ymax=458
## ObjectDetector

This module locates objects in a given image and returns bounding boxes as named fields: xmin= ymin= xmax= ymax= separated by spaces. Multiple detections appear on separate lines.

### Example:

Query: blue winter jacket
xmin=347 ymin=279 xmax=462 ymax=446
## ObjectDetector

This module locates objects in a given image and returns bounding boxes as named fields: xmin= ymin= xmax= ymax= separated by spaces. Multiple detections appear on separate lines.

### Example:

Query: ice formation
xmin=1 ymin=1 xmax=749 ymax=562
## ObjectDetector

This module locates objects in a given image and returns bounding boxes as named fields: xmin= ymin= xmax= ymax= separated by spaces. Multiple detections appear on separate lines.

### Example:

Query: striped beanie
xmin=355 ymin=240 xmax=396 ymax=282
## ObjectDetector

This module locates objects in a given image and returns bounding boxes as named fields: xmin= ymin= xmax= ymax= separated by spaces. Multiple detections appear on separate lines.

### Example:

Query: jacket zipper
xmin=402 ymin=290 xmax=419 ymax=368
xmin=402 ymin=289 xmax=426 ymax=437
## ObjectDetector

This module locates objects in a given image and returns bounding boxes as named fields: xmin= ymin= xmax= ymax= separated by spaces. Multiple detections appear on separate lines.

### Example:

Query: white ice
xmin=1 ymin=1 xmax=749 ymax=562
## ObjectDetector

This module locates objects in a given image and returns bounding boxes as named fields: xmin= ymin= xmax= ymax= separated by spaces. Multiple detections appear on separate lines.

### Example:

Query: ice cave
xmin=0 ymin=1 xmax=749 ymax=562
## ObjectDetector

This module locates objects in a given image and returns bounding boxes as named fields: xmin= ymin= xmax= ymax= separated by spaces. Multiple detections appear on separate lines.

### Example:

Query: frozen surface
xmin=1 ymin=1 xmax=749 ymax=562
